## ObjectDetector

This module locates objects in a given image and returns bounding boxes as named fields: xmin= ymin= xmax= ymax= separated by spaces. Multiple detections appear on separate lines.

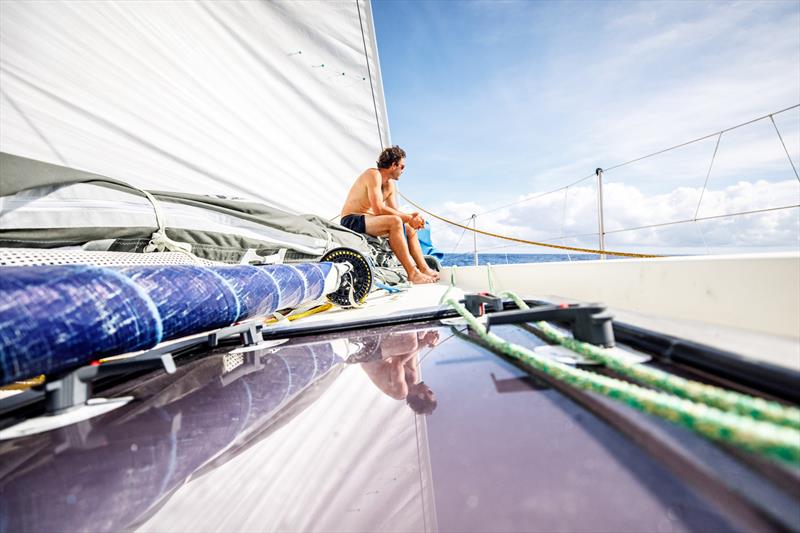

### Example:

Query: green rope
xmin=445 ymin=297 xmax=800 ymax=464
xmin=438 ymin=269 xmax=458 ymax=305
xmin=499 ymin=291 xmax=800 ymax=430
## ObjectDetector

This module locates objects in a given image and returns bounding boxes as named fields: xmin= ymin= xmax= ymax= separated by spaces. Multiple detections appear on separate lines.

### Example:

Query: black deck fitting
xmin=486 ymin=302 xmax=615 ymax=347
xmin=5 ymin=320 xmax=269 ymax=418
xmin=464 ymin=292 xmax=504 ymax=316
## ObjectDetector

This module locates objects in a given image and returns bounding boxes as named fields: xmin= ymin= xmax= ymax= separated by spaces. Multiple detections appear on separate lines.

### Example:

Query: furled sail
xmin=0 ymin=0 xmax=390 ymax=217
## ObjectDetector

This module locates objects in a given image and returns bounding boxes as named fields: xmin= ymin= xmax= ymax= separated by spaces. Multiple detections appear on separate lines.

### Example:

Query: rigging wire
xmin=414 ymin=104 xmax=798 ymax=256
xmin=473 ymin=173 xmax=594 ymax=219
xmin=470 ymin=242 xmax=527 ymax=253
xmin=427 ymin=204 xmax=798 ymax=254
xmin=603 ymin=104 xmax=800 ymax=174
xmin=451 ymin=222 xmax=469 ymax=255
xmin=695 ymin=221 xmax=712 ymax=256
xmin=769 ymin=114 xmax=800 ymax=182
xmin=402 ymin=192 xmax=660 ymax=258
xmin=560 ymin=186 xmax=572 ymax=261
xmin=694 ymin=132 xmax=723 ymax=221
xmin=469 ymin=104 xmax=799 ymax=218
xmin=449 ymin=204 xmax=796 ymax=248
xmin=602 ymin=204 xmax=800 ymax=235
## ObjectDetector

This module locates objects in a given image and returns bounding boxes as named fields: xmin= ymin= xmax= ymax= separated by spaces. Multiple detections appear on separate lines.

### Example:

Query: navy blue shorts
xmin=340 ymin=214 xmax=366 ymax=234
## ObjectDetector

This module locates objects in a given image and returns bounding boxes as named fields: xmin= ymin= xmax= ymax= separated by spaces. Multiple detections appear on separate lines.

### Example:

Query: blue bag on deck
xmin=416 ymin=221 xmax=444 ymax=260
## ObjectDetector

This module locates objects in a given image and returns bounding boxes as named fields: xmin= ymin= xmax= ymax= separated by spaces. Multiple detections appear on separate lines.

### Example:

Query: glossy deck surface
xmin=0 ymin=320 xmax=796 ymax=532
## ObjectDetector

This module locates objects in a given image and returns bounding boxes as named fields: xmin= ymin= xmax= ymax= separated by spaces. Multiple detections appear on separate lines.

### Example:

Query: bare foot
xmin=408 ymin=269 xmax=436 ymax=284
xmin=422 ymin=268 xmax=440 ymax=281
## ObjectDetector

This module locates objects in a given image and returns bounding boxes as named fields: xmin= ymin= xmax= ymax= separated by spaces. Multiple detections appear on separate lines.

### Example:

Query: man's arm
xmin=366 ymin=172 xmax=414 ymax=223
xmin=384 ymin=180 xmax=400 ymax=210
xmin=381 ymin=179 xmax=425 ymax=229
xmin=360 ymin=359 xmax=409 ymax=400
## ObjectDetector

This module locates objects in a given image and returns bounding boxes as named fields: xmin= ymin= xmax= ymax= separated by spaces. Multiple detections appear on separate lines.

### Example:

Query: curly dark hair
xmin=406 ymin=382 xmax=437 ymax=415
xmin=377 ymin=145 xmax=406 ymax=169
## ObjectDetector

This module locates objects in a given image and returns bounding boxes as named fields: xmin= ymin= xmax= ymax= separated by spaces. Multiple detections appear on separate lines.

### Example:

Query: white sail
xmin=0 ymin=0 xmax=390 ymax=217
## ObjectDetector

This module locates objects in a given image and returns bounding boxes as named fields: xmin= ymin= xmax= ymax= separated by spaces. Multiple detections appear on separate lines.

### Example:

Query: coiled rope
xmin=443 ymin=296 xmax=800 ymax=464
xmin=400 ymin=193 xmax=660 ymax=258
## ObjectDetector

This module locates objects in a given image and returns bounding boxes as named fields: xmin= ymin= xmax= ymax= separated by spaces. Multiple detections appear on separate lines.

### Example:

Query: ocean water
xmin=440 ymin=253 xmax=601 ymax=267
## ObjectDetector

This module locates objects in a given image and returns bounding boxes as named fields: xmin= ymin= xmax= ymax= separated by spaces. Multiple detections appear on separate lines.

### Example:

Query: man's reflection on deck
xmin=358 ymin=329 xmax=439 ymax=415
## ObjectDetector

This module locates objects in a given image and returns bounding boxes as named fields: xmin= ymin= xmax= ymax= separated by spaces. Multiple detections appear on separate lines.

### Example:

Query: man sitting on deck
xmin=340 ymin=146 xmax=440 ymax=284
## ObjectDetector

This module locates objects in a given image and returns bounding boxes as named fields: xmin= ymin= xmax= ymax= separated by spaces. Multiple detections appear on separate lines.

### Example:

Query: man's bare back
xmin=339 ymin=147 xmax=439 ymax=284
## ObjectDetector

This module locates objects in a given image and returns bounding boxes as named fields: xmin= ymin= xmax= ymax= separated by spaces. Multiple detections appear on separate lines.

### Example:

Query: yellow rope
xmin=400 ymin=193 xmax=661 ymax=258
xmin=263 ymin=302 xmax=333 ymax=324
xmin=0 ymin=374 xmax=45 ymax=391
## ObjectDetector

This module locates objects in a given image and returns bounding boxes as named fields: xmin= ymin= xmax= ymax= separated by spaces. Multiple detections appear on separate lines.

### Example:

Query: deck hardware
xmin=321 ymin=247 xmax=373 ymax=307
xmin=596 ymin=168 xmax=606 ymax=260
xmin=209 ymin=321 xmax=264 ymax=348
xmin=208 ymin=331 xmax=220 ymax=348
xmin=485 ymin=302 xmax=615 ymax=347
xmin=219 ymin=350 xmax=266 ymax=387
xmin=464 ymin=292 xmax=503 ymax=316
xmin=220 ymin=338 xmax=289 ymax=386
xmin=1 ymin=321 xmax=267 ymax=419
xmin=239 ymin=323 xmax=261 ymax=346
xmin=42 ymin=352 xmax=176 ymax=414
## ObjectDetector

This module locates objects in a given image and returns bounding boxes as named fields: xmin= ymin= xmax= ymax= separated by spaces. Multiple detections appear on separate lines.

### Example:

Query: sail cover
xmin=0 ymin=0 xmax=390 ymax=218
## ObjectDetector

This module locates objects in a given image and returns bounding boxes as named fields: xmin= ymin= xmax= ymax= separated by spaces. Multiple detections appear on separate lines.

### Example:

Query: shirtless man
xmin=359 ymin=329 xmax=439 ymax=415
xmin=340 ymin=146 xmax=440 ymax=284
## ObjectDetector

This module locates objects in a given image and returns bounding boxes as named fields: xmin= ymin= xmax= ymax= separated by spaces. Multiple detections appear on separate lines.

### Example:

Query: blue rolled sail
xmin=0 ymin=262 xmax=338 ymax=385
xmin=262 ymin=263 xmax=332 ymax=310
xmin=291 ymin=263 xmax=328 ymax=302
xmin=116 ymin=266 xmax=241 ymax=340
xmin=0 ymin=266 xmax=163 ymax=384
xmin=210 ymin=266 xmax=280 ymax=321
xmin=264 ymin=265 xmax=306 ymax=310
xmin=210 ymin=263 xmax=332 ymax=321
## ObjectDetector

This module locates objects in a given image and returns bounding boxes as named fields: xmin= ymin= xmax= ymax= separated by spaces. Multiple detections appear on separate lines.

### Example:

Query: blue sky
xmin=372 ymin=0 xmax=800 ymax=254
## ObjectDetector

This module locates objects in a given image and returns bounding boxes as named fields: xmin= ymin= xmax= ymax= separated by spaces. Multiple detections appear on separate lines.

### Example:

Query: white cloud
xmin=427 ymin=179 xmax=799 ymax=255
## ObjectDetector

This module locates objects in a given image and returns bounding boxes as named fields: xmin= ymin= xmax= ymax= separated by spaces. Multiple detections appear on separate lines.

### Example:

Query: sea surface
xmin=440 ymin=253 xmax=601 ymax=267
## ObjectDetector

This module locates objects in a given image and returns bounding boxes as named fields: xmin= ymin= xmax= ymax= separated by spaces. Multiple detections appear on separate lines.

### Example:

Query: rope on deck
xmin=444 ymin=297 xmax=800 ymax=465
xmin=500 ymin=291 xmax=800 ymax=430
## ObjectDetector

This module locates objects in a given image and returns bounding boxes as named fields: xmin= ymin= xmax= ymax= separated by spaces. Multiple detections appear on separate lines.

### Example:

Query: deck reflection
xmin=0 ymin=338 xmax=344 ymax=532
xmin=356 ymin=328 xmax=440 ymax=415
xmin=0 ymin=325 xmax=443 ymax=533
xmin=1 ymin=321 xmax=783 ymax=532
